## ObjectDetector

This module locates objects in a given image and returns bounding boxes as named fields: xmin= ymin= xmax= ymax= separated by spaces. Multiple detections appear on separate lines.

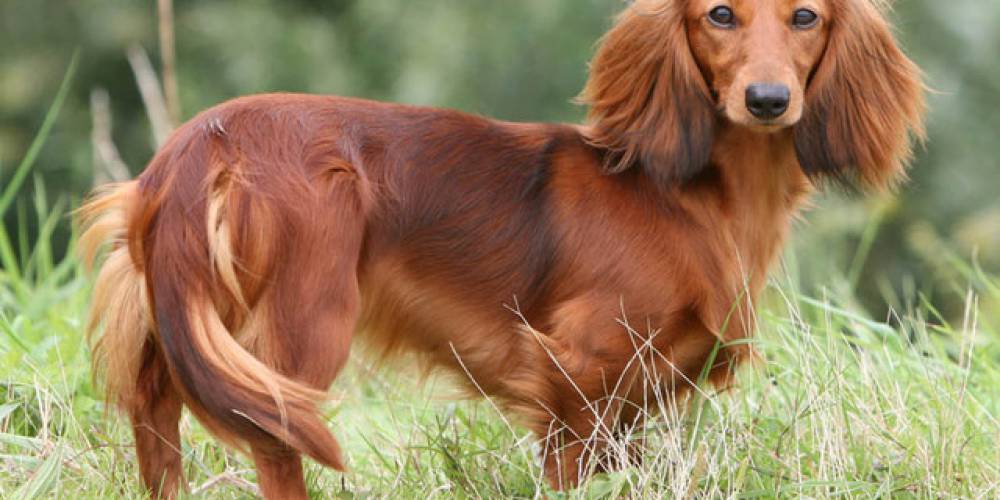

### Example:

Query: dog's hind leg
xmin=223 ymin=168 xmax=367 ymax=499
xmin=246 ymin=300 xmax=359 ymax=500
xmin=130 ymin=342 xmax=185 ymax=499
xmin=252 ymin=444 xmax=309 ymax=500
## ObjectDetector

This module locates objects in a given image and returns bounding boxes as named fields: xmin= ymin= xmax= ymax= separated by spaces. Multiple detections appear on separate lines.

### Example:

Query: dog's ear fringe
xmin=794 ymin=0 xmax=927 ymax=193
xmin=579 ymin=1 xmax=715 ymax=188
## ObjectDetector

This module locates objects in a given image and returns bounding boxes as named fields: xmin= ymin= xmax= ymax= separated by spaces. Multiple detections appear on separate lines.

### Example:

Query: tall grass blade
xmin=0 ymin=51 xmax=79 ymax=218
xmin=0 ymin=402 xmax=19 ymax=422
xmin=11 ymin=445 xmax=63 ymax=499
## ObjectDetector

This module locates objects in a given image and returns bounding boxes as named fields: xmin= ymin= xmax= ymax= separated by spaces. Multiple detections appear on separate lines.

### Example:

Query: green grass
xmin=1 ymin=230 xmax=997 ymax=499
xmin=2 ymin=66 xmax=998 ymax=498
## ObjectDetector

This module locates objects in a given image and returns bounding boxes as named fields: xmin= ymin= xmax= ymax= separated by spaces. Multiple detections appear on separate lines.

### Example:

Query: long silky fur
xmin=794 ymin=0 xmax=927 ymax=190
xmin=79 ymin=182 xmax=150 ymax=409
xmin=580 ymin=0 xmax=716 ymax=187
xmin=80 ymin=136 xmax=346 ymax=470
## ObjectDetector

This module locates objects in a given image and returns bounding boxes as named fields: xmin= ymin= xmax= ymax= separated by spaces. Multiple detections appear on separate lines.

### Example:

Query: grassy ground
xmin=2 ymin=72 xmax=999 ymax=498
xmin=1 ymin=226 xmax=998 ymax=499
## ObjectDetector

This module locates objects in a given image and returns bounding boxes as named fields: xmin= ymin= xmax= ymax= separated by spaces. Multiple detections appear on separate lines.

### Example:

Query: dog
xmin=80 ymin=0 xmax=924 ymax=497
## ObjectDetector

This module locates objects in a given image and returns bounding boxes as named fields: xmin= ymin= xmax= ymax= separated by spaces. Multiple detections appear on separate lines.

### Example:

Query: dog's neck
xmin=682 ymin=124 xmax=813 ymax=294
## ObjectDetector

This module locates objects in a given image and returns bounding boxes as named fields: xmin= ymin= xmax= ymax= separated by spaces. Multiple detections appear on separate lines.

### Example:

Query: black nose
xmin=745 ymin=83 xmax=790 ymax=120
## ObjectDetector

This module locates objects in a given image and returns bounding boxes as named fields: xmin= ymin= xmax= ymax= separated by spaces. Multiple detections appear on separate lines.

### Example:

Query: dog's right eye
xmin=708 ymin=6 xmax=736 ymax=28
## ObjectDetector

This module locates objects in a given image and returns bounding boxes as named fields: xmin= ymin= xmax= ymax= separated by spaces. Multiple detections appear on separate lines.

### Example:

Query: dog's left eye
xmin=791 ymin=9 xmax=819 ymax=29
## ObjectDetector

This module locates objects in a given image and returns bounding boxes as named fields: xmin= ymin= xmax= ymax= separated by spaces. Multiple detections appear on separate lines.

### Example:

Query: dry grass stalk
xmin=89 ymin=88 xmax=131 ymax=186
xmin=126 ymin=45 xmax=174 ymax=149
xmin=158 ymin=0 xmax=180 ymax=126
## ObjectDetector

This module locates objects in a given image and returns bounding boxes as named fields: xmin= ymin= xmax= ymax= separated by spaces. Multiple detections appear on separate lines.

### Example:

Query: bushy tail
xmin=80 ymin=133 xmax=346 ymax=469
xmin=79 ymin=181 xmax=151 ymax=411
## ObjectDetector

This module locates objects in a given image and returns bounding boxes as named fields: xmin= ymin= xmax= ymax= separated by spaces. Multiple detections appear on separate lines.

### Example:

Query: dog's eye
xmin=708 ymin=6 xmax=736 ymax=28
xmin=791 ymin=8 xmax=819 ymax=29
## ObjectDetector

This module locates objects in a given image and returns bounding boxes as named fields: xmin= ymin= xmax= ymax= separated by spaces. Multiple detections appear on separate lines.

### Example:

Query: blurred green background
xmin=1 ymin=0 xmax=997 ymax=319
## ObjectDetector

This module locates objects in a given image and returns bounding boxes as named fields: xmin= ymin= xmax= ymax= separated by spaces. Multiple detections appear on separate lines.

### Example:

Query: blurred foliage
xmin=1 ymin=0 xmax=997 ymax=319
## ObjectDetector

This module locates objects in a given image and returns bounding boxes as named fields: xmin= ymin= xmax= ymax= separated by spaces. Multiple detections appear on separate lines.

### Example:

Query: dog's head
xmin=582 ymin=0 xmax=925 ymax=190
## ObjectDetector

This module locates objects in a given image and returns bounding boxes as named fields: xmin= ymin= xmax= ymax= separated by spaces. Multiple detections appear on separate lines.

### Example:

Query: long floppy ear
xmin=580 ymin=1 xmax=715 ymax=187
xmin=795 ymin=0 xmax=926 ymax=191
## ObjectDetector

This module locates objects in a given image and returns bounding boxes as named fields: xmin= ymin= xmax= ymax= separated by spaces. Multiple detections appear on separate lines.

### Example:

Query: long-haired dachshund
xmin=80 ymin=0 xmax=924 ymax=497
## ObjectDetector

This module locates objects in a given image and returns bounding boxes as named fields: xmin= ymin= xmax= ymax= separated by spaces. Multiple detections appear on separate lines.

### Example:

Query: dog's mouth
xmin=723 ymin=113 xmax=800 ymax=134
xmin=745 ymin=119 xmax=795 ymax=133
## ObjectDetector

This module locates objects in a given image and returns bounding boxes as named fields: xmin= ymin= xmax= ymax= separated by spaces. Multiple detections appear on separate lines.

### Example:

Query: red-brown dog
xmin=81 ymin=0 xmax=924 ymax=497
